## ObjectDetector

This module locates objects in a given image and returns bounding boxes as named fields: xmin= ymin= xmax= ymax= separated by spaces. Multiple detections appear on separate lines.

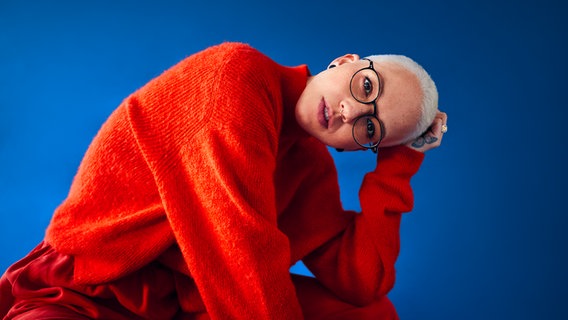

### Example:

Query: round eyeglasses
xmin=349 ymin=58 xmax=385 ymax=153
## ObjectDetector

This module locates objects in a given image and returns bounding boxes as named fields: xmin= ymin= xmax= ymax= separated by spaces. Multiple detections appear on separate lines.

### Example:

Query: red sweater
xmin=45 ymin=43 xmax=424 ymax=319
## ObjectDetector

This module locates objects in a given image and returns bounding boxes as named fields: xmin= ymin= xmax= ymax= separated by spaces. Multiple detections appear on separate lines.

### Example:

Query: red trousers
xmin=1 ymin=242 xmax=398 ymax=319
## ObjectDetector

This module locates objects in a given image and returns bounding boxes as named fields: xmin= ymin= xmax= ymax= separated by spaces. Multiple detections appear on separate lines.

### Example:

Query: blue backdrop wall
xmin=1 ymin=0 xmax=567 ymax=319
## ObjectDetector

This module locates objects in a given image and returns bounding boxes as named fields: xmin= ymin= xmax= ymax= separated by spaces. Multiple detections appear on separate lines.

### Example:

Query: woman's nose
xmin=340 ymin=101 xmax=373 ymax=122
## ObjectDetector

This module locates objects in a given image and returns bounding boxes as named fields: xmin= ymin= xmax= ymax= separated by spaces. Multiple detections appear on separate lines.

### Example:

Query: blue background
xmin=1 ymin=0 xmax=567 ymax=319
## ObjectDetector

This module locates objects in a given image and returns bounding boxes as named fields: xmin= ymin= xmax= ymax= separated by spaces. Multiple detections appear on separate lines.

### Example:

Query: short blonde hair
xmin=366 ymin=54 xmax=438 ymax=142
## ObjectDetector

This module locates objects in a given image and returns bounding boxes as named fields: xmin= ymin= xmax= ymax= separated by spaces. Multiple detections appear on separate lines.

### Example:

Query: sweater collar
xmin=278 ymin=64 xmax=311 ymax=140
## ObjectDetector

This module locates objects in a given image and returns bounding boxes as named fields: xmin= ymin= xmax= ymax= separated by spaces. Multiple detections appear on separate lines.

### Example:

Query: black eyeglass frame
xmin=349 ymin=58 xmax=386 ymax=153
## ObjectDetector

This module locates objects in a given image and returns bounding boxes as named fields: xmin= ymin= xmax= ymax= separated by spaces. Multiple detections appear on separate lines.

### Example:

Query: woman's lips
xmin=317 ymin=98 xmax=329 ymax=129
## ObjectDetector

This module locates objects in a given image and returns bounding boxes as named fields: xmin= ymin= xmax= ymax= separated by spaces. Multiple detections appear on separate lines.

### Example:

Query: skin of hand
xmin=406 ymin=111 xmax=447 ymax=153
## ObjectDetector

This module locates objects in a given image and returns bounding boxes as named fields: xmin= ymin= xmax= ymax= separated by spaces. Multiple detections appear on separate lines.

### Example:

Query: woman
xmin=1 ymin=42 xmax=447 ymax=319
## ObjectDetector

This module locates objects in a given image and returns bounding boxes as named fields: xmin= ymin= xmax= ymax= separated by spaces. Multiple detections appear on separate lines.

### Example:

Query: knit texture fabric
xmin=43 ymin=42 xmax=424 ymax=319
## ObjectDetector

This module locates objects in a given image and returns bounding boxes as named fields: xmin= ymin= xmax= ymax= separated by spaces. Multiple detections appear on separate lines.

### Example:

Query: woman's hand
xmin=406 ymin=111 xmax=447 ymax=153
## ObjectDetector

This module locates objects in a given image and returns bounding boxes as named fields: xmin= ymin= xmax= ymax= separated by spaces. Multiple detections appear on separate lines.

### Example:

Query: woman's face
xmin=295 ymin=54 xmax=423 ymax=151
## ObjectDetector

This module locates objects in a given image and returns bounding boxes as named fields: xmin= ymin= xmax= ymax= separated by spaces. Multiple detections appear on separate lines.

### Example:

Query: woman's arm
xmin=302 ymin=112 xmax=447 ymax=306
xmin=302 ymin=146 xmax=424 ymax=305
xmin=127 ymin=43 xmax=303 ymax=319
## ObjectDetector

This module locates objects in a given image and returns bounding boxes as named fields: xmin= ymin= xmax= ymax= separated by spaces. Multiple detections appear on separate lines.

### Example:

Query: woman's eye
xmin=366 ymin=118 xmax=375 ymax=139
xmin=363 ymin=77 xmax=373 ymax=96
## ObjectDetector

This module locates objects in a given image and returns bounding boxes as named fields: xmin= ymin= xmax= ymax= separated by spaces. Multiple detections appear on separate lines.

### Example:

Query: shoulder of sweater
xmin=203 ymin=42 xmax=275 ymax=71
xmin=218 ymin=43 xmax=279 ymax=83
xmin=204 ymin=43 xmax=281 ymax=113
xmin=218 ymin=42 xmax=268 ymax=58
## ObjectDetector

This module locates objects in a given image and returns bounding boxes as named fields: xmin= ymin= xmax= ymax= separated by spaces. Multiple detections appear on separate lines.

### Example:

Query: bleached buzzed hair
xmin=365 ymin=54 xmax=438 ymax=142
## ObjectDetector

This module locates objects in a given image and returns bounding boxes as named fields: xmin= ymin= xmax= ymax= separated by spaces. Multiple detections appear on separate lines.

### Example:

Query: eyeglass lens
xmin=350 ymin=68 xmax=380 ymax=103
xmin=353 ymin=116 xmax=382 ymax=147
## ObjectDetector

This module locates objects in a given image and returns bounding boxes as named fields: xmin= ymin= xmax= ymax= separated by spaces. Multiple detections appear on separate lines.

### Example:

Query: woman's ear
xmin=329 ymin=54 xmax=360 ymax=68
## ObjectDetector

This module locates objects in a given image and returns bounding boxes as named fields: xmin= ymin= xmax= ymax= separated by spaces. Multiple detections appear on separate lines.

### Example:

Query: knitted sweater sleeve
xmin=302 ymin=145 xmax=424 ymax=306
xmin=127 ymin=44 xmax=302 ymax=319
